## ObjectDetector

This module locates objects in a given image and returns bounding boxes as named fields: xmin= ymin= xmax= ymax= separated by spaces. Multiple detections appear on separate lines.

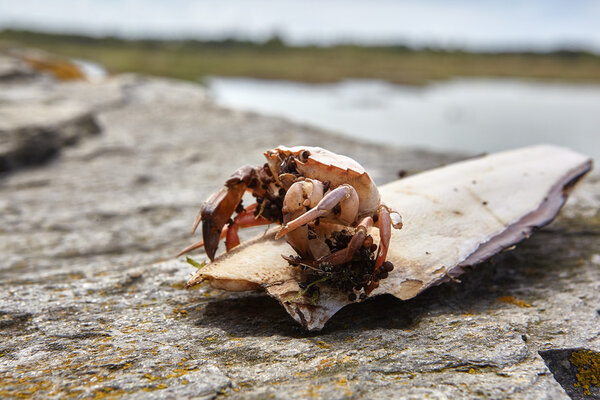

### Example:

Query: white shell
xmin=186 ymin=145 xmax=592 ymax=330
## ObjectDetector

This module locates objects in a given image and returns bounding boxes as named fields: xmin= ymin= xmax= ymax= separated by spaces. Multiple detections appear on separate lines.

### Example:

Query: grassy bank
xmin=2 ymin=29 xmax=600 ymax=85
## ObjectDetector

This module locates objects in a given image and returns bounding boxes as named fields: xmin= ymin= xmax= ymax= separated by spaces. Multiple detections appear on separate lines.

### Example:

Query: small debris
xmin=127 ymin=270 xmax=143 ymax=279
xmin=186 ymin=257 xmax=206 ymax=269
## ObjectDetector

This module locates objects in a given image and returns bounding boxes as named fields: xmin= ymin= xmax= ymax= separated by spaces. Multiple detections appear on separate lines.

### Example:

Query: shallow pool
xmin=209 ymin=77 xmax=600 ymax=161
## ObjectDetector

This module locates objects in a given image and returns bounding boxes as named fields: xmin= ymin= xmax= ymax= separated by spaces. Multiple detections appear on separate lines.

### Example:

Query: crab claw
xmin=196 ymin=165 xmax=265 ymax=261
xmin=200 ymin=184 xmax=246 ymax=260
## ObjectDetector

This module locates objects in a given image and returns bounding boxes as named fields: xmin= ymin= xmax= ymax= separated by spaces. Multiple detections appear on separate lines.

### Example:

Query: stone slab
xmin=0 ymin=51 xmax=598 ymax=399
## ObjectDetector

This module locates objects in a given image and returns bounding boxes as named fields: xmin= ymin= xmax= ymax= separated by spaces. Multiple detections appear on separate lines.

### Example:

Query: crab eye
xmin=299 ymin=150 xmax=310 ymax=162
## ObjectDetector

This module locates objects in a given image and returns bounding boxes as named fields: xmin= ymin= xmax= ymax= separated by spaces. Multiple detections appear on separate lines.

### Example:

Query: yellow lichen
xmin=164 ymin=368 xmax=195 ymax=379
xmin=92 ymin=387 xmax=126 ymax=399
xmin=170 ymin=282 xmax=186 ymax=289
xmin=335 ymin=377 xmax=353 ymax=397
xmin=317 ymin=358 xmax=336 ymax=370
xmin=172 ymin=307 xmax=188 ymax=317
xmin=142 ymin=384 xmax=168 ymax=392
xmin=335 ymin=377 xmax=348 ymax=386
xmin=306 ymin=384 xmax=322 ymax=398
xmin=498 ymin=296 xmax=532 ymax=308
xmin=571 ymin=350 xmax=600 ymax=396
xmin=143 ymin=373 xmax=162 ymax=382
xmin=313 ymin=340 xmax=330 ymax=349
xmin=293 ymin=371 xmax=311 ymax=378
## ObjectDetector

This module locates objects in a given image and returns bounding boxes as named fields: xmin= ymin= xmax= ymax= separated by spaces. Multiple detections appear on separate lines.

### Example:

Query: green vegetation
xmin=2 ymin=29 xmax=600 ymax=85
xmin=185 ymin=256 xmax=206 ymax=269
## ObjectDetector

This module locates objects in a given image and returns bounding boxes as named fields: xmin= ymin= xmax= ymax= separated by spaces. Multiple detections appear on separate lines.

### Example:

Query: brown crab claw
xmin=200 ymin=185 xmax=246 ymax=260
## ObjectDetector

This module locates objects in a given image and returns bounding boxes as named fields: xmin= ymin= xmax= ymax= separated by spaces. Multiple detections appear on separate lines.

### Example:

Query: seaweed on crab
xmin=285 ymin=229 xmax=395 ymax=302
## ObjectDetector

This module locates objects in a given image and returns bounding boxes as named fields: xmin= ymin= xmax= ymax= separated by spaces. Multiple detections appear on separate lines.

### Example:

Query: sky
xmin=1 ymin=0 xmax=600 ymax=52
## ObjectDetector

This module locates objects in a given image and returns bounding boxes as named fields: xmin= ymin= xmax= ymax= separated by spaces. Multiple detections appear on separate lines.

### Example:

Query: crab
xmin=178 ymin=146 xmax=403 ymax=294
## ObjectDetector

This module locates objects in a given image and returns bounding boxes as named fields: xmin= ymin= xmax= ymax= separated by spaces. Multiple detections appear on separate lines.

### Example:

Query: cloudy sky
xmin=1 ymin=0 xmax=599 ymax=51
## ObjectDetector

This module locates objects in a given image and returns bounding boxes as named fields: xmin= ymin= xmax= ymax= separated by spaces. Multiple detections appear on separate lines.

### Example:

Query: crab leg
xmin=191 ymin=208 xmax=203 ymax=236
xmin=318 ymin=217 xmax=373 ymax=265
xmin=374 ymin=206 xmax=392 ymax=270
xmin=389 ymin=210 xmax=403 ymax=230
xmin=225 ymin=208 xmax=271 ymax=251
xmin=177 ymin=238 xmax=214 ymax=258
xmin=365 ymin=206 xmax=392 ymax=294
xmin=275 ymin=184 xmax=359 ymax=239
xmin=177 ymin=204 xmax=269 ymax=257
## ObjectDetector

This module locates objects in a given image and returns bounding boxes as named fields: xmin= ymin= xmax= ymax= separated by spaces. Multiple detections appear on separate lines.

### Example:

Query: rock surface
xmin=0 ymin=52 xmax=599 ymax=399
xmin=0 ymin=99 xmax=101 ymax=172
xmin=0 ymin=53 xmax=35 ymax=80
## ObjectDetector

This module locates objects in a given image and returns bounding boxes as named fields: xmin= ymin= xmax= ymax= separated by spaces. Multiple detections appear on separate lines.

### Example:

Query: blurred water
xmin=71 ymin=59 xmax=107 ymax=82
xmin=209 ymin=77 xmax=600 ymax=161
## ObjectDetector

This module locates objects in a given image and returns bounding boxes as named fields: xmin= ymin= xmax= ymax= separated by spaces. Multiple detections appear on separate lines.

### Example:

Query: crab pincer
xmin=198 ymin=185 xmax=245 ymax=260
xmin=180 ymin=164 xmax=275 ymax=260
